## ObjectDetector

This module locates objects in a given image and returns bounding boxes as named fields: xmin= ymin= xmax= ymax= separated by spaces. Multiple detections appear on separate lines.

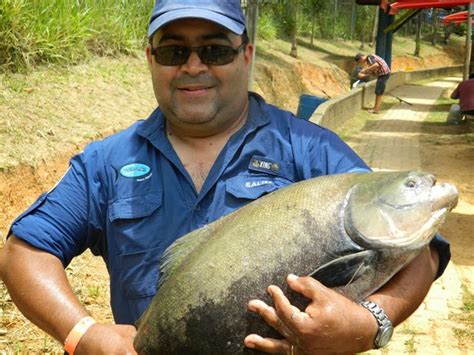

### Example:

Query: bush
xmin=257 ymin=12 xmax=278 ymax=40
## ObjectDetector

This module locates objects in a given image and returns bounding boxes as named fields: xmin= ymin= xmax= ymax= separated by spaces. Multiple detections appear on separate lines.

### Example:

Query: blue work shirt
xmin=9 ymin=93 xmax=450 ymax=324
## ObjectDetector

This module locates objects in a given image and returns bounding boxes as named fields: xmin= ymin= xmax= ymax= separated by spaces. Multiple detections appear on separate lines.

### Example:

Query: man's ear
xmin=145 ymin=44 xmax=153 ymax=71
xmin=243 ymin=42 xmax=254 ymax=66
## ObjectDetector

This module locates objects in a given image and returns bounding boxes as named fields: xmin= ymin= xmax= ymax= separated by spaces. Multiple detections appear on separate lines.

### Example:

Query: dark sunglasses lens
xmin=153 ymin=44 xmax=241 ymax=66
xmin=154 ymin=46 xmax=189 ymax=65
xmin=199 ymin=46 xmax=234 ymax=65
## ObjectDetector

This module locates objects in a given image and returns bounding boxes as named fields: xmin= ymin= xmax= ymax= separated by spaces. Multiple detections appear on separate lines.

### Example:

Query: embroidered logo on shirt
xmin=120 ymin=163 xmax=151 ymax=178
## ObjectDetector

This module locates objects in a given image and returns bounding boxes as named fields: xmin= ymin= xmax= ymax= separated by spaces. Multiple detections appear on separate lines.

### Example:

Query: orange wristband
xmin=64 ymin=316 xmax=96 ymax=354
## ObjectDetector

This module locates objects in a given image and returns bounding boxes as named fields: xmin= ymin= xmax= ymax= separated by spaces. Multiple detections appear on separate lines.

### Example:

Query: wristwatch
xmin=360 ymin=300 xmax=394 ymax=349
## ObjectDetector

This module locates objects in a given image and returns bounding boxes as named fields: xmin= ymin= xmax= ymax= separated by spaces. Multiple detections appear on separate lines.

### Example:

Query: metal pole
xmin=463 ymin=2 xmax=473 ymax=80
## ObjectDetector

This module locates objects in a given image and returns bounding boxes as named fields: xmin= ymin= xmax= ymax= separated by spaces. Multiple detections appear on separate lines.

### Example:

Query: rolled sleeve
xmin=8 ymin=150 xmax=103 ymax=267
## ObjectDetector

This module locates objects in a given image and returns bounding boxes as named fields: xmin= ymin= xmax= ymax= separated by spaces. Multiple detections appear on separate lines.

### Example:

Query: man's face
xmin=357 ymin=56 xmax=367 ymax=66
xmin=146 ymin=19 xmax=253 ymax=137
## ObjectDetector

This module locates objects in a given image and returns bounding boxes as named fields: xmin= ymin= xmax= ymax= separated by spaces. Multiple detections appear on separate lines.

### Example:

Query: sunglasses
xmin=150 ymin=40 xmax=248 ymax=66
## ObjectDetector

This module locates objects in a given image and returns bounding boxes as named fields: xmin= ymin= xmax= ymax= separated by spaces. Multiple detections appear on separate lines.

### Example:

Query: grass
xmin=424 ymin=89 xmax=457 ymax=123
xmin=0 ymin=55 xmax=155 ymax=172
xmin=452 ymin=285 xmax=474 ymax=347
xmin=0 ymin=0 xmax=153 ymax=73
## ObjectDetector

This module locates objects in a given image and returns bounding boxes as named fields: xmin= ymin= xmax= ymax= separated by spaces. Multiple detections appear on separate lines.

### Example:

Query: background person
xmin=1 ymin=1 xmax=450 ymax=354
xmin=355 ymin=52 xmax=391 ymax=114
xmin=448 ymin=73 xmax=474 ymax=124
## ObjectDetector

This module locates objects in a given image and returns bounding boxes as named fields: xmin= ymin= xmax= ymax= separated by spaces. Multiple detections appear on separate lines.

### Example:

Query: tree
xmin=431 ymin=8 xmax=438 ymax=46
xmin=288 ymin=0 xmax=299 ymax=58
xmin=415 ymin=12 xmax=422 ymax=57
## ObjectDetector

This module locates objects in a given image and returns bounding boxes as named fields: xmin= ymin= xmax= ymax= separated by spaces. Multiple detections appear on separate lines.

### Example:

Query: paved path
xmin=346 ymin=78 xmax=470 ymax=354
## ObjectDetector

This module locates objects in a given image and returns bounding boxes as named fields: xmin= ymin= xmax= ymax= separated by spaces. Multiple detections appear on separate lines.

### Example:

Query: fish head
xmin=345 ymin=171 xmax=458 ymax=249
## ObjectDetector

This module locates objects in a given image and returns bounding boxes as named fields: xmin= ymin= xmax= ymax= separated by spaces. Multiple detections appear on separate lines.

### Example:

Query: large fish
xmin=134 ymin=171 xmax=458 ymax=354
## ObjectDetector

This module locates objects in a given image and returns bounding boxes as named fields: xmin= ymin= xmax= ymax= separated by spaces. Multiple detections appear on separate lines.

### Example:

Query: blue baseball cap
xmin=148 ymin=0 xmax=247 ymax=39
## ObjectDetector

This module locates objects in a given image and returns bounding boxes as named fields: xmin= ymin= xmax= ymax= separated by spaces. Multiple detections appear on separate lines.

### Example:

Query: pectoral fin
xmin=308 ymin=250 xmax=376 ymax=288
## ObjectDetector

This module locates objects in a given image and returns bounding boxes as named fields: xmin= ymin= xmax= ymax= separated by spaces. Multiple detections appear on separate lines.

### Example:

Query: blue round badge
xmin=120 ymin=163 xmax=151 ymax=178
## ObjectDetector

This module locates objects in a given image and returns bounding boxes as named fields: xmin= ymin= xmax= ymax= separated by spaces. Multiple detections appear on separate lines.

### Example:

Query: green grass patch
xmin=0 ymin=0 xmax=153 ymax=73
xmin=452 ymin=285 xmax=474 ymax=347
xmin=424 ymin=89 xmax=457 ymax=123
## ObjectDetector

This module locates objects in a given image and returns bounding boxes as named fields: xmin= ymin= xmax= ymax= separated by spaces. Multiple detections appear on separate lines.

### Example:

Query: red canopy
xmin=389 ymin=0 xmax=473 ymax=15
xmin=442 ymin=10 xmax=469 ymax=24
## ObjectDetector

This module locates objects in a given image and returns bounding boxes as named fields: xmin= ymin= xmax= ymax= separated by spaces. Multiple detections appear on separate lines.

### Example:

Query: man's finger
xmin=244 ymin=334 xmax=291 ymax=354
xmin=267 ymin=285 xmax=309 ymax=329
xmin=286 ymin=274 xmax=329 ymax=302
xmin=248 ymin=298 xmax=294 ymax=338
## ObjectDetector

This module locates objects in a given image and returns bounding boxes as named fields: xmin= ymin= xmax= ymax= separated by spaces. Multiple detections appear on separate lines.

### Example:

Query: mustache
xmin=172 ymin=74 xmax=219 ymax=87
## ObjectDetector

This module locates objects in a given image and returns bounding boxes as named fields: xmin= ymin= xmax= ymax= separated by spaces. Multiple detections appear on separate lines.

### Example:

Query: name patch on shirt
xmin=249 ymin=157 xmax=280 ymax=173
xmin=245 ymin=180 xmax=273 ymax=188
xmin=120 ymin=163 xmax=151 ymax=178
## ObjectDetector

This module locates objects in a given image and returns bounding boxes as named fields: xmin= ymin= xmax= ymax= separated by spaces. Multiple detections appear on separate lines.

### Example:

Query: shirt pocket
xmin=108 ymin=191 xmax=162 ymax=222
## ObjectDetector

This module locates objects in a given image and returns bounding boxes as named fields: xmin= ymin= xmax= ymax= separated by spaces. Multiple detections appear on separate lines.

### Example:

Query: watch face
xmin=378 ymin=326 xmax=394 ymax=347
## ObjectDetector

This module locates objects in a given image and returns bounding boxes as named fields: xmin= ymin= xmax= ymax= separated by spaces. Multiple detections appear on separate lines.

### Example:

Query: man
xmin=448 ymin=73 xmax=474 ymax=123
xmin=1 ymin=1 xmax=449 ymax=354
xmin=355 ymin=52 xmax=391 ymax=114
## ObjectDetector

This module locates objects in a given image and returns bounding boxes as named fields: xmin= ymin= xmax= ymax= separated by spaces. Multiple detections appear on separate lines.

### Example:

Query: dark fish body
xmin=134 ymin=171 xmax=457 ymax=354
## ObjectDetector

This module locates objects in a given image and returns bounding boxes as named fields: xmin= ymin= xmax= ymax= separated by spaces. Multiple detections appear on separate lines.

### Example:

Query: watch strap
xmin=360 ymin=300 xmax=393 ymax=349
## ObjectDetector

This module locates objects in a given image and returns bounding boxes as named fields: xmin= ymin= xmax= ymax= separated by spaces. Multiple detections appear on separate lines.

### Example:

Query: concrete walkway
xmin=346 ymin=77 xmax=469 ymax=354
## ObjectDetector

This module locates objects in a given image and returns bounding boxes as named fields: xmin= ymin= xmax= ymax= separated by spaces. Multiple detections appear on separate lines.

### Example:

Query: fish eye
xmin=405 ymin=179 xmax=417 ymax=188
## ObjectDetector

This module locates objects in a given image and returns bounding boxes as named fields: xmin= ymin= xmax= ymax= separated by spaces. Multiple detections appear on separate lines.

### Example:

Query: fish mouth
xmin=430 ymin=182 xmax=458 ymax=212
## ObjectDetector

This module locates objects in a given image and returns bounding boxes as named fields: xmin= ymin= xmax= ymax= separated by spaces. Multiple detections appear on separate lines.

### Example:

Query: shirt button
xmin=195 ymin=204 xmax=201 ymax=211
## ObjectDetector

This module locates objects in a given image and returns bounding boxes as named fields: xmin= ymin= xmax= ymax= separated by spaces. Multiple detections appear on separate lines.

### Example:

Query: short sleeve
xmin=8 ymin=148 xmax=105 ymax=267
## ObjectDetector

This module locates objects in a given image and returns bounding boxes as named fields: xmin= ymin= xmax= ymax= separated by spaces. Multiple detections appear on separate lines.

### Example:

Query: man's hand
xmin=76 ymin=323 xmax=137 ymax=355
xmin=244 ymin=274 xmax=376 ymax=354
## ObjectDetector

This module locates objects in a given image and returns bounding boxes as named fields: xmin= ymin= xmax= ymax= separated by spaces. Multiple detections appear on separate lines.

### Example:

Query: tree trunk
xmin=289 ymin=0 xmax=299 ymax=58
xmin=351 ymin=0 xmax=356 ymax=41
xmin=431 ymin=8 xmax=438 ymax=46
xmin=246 ymin=0 xmax=258 ymax=89
xmin=414 ymin=13 xmax=421 ymax=57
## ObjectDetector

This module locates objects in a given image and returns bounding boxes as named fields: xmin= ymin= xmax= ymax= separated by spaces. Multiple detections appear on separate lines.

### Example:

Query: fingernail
xmin=246 ymin=342 xmax=255 ymax=349
xmin=288 ymin=274 xmax=298 ymax=281
xmin=245 ymin=335 xmax=263 ymax=348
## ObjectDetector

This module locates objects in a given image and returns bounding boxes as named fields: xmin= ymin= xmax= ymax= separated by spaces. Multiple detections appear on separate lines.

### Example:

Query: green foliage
xmin=0 ymin=0 xmax=153 ymax=72
xmin=257 ymin=11 xmax=278 ymax=40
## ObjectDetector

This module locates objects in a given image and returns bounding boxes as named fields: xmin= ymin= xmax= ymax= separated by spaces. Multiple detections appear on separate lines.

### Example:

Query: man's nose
xmin=181 ymin=51 xmax=208 ymax=75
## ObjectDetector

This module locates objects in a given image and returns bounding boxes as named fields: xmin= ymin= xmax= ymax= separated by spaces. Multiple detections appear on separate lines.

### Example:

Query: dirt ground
xmin=0 ymin=47 xmax=472 ymax=352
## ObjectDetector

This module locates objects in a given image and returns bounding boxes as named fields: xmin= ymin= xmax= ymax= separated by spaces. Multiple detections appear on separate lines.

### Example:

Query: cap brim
xmin=148 ymin=9 xmax=245 ymax=38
